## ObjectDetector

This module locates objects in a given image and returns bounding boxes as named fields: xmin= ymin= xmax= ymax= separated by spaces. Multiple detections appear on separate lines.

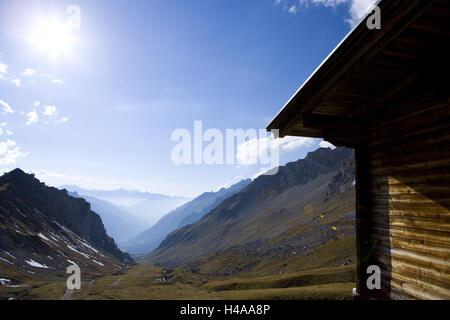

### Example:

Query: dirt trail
xmin=60 ymin=279 xmax=95 ymax=300
xmin=60 ymin=289 xmax=74 ymax=300
xmin=110 ymin=276 xmax=124 ymax=287
xmin=110 ymin=267 xmax=144 ymax=287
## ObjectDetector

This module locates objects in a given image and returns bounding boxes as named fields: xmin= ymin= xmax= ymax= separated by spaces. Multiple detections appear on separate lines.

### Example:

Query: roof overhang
xmin=267 ymin=0 xmax=450 ymax=147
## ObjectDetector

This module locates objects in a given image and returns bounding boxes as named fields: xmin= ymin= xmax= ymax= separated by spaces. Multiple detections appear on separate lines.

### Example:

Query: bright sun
xmin=28 ymin=18 xmax=75 ymax=58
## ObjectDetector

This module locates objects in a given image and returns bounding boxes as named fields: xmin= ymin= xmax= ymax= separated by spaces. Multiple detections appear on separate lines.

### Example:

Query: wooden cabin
xmin=267 ymin=0 xmax=449 ymax=299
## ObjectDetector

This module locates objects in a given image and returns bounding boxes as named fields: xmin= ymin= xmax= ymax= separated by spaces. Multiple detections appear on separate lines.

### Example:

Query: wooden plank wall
xmin=366 ymin=92 xmax=450 ymax=299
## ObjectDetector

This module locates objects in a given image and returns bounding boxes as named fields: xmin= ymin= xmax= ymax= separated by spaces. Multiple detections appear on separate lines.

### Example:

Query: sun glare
xmin=28 ymin=18 xmax=75 ymax=58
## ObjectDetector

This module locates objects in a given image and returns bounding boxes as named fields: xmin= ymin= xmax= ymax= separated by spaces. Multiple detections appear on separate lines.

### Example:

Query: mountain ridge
xmin=60 ymin=185 xmax=188 ymax=201
xmin=61 ymin=185 xmax=190 ymax=227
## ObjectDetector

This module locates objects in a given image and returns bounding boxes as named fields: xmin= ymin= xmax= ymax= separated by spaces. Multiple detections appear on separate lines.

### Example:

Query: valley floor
xmin=6 ymin=237 xmax=356 ymax=300
xmin=20 ymin=264 xmax=355 ymax=300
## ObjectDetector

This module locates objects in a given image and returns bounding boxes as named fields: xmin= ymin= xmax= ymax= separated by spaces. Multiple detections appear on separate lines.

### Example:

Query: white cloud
xmin=26 ymin=110 xmax=38 ymax=125
xmin=22 ymin=68 xmax=36 ymax=76
xmin=0 ymin=139 xmax=28 ymax=165
xmin=0 ymin=62 xmax=7 ymax=74
xmin=319 ymin=140 xmax=336 ymax=149
xmin=55 ymin=117 xmax=69 ymax=123
xmin=0 ymin=128 xmax=11 ymax=137
xmin=346 ymin=0 xmax=377 ymax=26
xmin=12 ymin=78 xmax=21 ymax=87
xmin=29 ymin=169 xmax=67 ymax=179
xmin=43 ymin=105 xmax=58 ymax=117
xmin=275 ymin=0 xmax=377 ymax=27
xmin=236 ymin=135 xmax=315 ymax=165
xmin=0 ymin=100 xmax=14 ymax=114
xmin=215 ymin=175 xmax=245 ymax=191
xmin=24 ymin=104 xmax=68 ymax=125
xmin=0 ymin=122 xmax=6 ymax=127
xmin=312 ymin=0 xmax=348 ymax=7
xmin=28 ymin=169 xmax=131 ymax=191
xmin=51 ymin=78 xmax=64 ymax=84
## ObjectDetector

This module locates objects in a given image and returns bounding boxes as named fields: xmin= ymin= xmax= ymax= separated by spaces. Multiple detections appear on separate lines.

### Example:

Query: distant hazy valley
xmin=61 ymin=185 xmax=189 ymax=243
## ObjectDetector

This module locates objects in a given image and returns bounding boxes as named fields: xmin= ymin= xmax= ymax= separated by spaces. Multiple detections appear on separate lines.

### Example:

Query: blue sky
xmin=0 ymin=0 xmax=375 ymax=197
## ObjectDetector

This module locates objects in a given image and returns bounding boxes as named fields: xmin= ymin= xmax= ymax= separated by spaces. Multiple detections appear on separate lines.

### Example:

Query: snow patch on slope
xmin=25 ymin=259 xmax=48 ymax=269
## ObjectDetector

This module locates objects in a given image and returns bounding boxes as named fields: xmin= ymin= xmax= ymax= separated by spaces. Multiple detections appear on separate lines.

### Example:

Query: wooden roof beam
xmin=303 ymin=113 xmax=368 ymax=133
xmin=349 ymin=72 xmax=420 ymax=118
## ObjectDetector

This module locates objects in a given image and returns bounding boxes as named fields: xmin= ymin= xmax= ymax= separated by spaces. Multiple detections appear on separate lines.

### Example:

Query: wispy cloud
xmin=0 ymin=62 xmax=7 ymax=74
xmin=0 ymin=139 xmax=28 ymax=165
xmin=274 ymin=0 xmax=377 ymax=27
xmin=21 ymin=103 xmax=68 ymax=125
xmin=22 ymin=68 xmax=36 ymax=76
xmin=0 ymin=127 xmax=11 ymax=137
xmin=42 ymin=105 xmax=58 ymax=118
xmin=26 ymin=109 xmax=38 ymax=125
xmin=0 ymin=99 xmax=14 ymax=114
xmin=288 ymin=5 xmax=298 ymax=14
xmin=55 ymin=117 xmax=69 ymax=123
xmin=215 ymin=175 xmax=245 ymax=191
xmin=28 ymin=169 xmax=132 ymax=191
xmin=319 ymin=140 xmax=336 ymax=149
xmin=11 ymin=78 xmax=21 ymax=87
xmin=51 ymin=78 xmax=64 ymax=84
xmin=346 ymin=0 xmax=378 ymax=26
xmin=236 ymin=135 xmax=316 ymax=165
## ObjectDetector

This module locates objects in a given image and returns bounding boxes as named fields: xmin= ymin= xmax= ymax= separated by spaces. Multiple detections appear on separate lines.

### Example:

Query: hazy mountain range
xmin=122 ymin=178 xmax=252 ymax=255
xmin=60 ymin=185 xmax=190 ymax=235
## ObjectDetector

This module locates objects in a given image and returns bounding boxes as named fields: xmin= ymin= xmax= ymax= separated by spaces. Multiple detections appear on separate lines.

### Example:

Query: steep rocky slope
xmin=0 ymin=169 xmax=133 ymax=291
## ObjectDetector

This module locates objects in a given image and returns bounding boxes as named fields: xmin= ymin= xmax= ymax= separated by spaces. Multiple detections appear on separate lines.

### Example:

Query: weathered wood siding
xmin=366 ymin=93 xmax=450 ymax=299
